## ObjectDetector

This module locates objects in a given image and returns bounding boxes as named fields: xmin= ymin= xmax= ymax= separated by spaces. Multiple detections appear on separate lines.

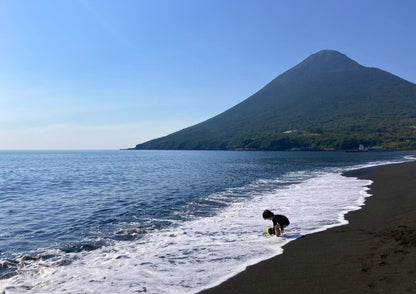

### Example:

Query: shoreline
xmin=199 ymin=161 xmax=416 ymax=294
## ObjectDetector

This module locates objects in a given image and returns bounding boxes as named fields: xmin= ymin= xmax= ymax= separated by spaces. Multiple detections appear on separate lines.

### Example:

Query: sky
xmin=0 ymin=0 xmax=415 ymax=150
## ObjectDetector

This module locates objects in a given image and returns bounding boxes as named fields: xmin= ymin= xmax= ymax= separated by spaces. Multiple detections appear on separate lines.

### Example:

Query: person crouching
xmin=263 ymin=209 xmax=290 ymax=237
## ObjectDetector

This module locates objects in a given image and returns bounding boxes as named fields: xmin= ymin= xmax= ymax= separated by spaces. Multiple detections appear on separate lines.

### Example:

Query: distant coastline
xmin=123 ymin=147 xmax=413 ymax=152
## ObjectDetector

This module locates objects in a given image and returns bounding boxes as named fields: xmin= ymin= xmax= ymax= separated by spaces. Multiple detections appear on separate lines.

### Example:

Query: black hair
xmin=262 ymin=209 xmax=274 ymax=219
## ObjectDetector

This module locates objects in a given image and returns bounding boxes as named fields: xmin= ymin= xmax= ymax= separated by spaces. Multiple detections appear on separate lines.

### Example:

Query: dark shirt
xmin=272 ymin=214 xmax=290 ymax=228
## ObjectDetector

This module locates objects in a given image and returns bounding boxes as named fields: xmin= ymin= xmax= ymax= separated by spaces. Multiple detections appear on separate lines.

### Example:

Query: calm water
xmin=0 ymin=150 xmax=413 ymax=293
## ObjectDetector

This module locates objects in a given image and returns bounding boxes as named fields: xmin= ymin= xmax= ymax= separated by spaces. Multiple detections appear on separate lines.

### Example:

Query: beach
xmin=3 ymin=151 xmax=411 ymax=293
xmin=200 ymin=161 xmax=416 ymax=294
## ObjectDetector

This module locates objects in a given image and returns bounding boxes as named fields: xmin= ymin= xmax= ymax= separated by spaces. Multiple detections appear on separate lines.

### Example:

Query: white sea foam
xmin=1 ymin=168 xmax=376 ymax=294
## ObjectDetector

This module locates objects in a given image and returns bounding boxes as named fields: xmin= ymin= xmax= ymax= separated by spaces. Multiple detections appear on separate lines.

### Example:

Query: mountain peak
xmin=276 ymin=50 xmax=363 ymax=82
xmin=307 ymin=49 xmax=357 ymax=63
xmin=310 ymin=49 xmax=348 ymax=58
xmin=260 ymin=49 xmax=363 ymax=94
xmin=293 ymin=49 xmax=362 ymax=74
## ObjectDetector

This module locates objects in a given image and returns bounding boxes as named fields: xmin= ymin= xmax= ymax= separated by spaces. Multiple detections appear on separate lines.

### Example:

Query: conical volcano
xmin=132 ymin=50 xmax=416 ymax=151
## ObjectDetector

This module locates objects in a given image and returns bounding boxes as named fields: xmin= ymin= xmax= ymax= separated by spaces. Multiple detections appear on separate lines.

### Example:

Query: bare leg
xmin=275 ymin=225 xmax=281 ymax=237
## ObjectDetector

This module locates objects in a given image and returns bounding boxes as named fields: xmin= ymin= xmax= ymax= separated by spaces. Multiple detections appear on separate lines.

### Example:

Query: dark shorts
xmin=273 ymin=215 xmax=290 ymax=230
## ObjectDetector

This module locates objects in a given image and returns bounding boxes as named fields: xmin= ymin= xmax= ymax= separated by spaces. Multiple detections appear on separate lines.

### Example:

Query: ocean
xmin=0 ymin=150 xmax=413 ymax=293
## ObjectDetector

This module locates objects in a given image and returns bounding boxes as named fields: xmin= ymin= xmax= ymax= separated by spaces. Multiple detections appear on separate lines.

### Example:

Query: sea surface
xmin=0 ymin=150 xmax=413 ymax=293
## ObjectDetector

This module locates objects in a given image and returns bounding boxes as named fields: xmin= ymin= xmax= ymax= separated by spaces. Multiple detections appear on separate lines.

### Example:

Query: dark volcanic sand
xmin=200 ymin=161 xmax=416 ymax=294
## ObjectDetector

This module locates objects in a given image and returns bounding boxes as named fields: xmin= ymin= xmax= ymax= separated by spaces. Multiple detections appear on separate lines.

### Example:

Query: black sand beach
xmin=200 ymin=161 xmax=416 ymax=294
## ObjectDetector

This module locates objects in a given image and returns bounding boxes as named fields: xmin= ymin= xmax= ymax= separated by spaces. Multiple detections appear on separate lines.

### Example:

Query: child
xmin=263 ymin=209 xmax=290 ymax=237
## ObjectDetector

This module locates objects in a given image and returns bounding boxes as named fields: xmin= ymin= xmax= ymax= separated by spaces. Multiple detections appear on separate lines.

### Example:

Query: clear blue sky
xmin=1 ymin=0 xmax=415 ymax=149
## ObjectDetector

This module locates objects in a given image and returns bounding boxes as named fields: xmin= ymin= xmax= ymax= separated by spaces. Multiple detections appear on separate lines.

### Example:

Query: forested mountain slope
xmin=132 ymin=50 xmax=416 ymax=150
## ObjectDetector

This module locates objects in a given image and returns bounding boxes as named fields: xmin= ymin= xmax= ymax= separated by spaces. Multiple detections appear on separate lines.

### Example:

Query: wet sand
xmin=200 ymin=161 xmax=416 ymax=294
